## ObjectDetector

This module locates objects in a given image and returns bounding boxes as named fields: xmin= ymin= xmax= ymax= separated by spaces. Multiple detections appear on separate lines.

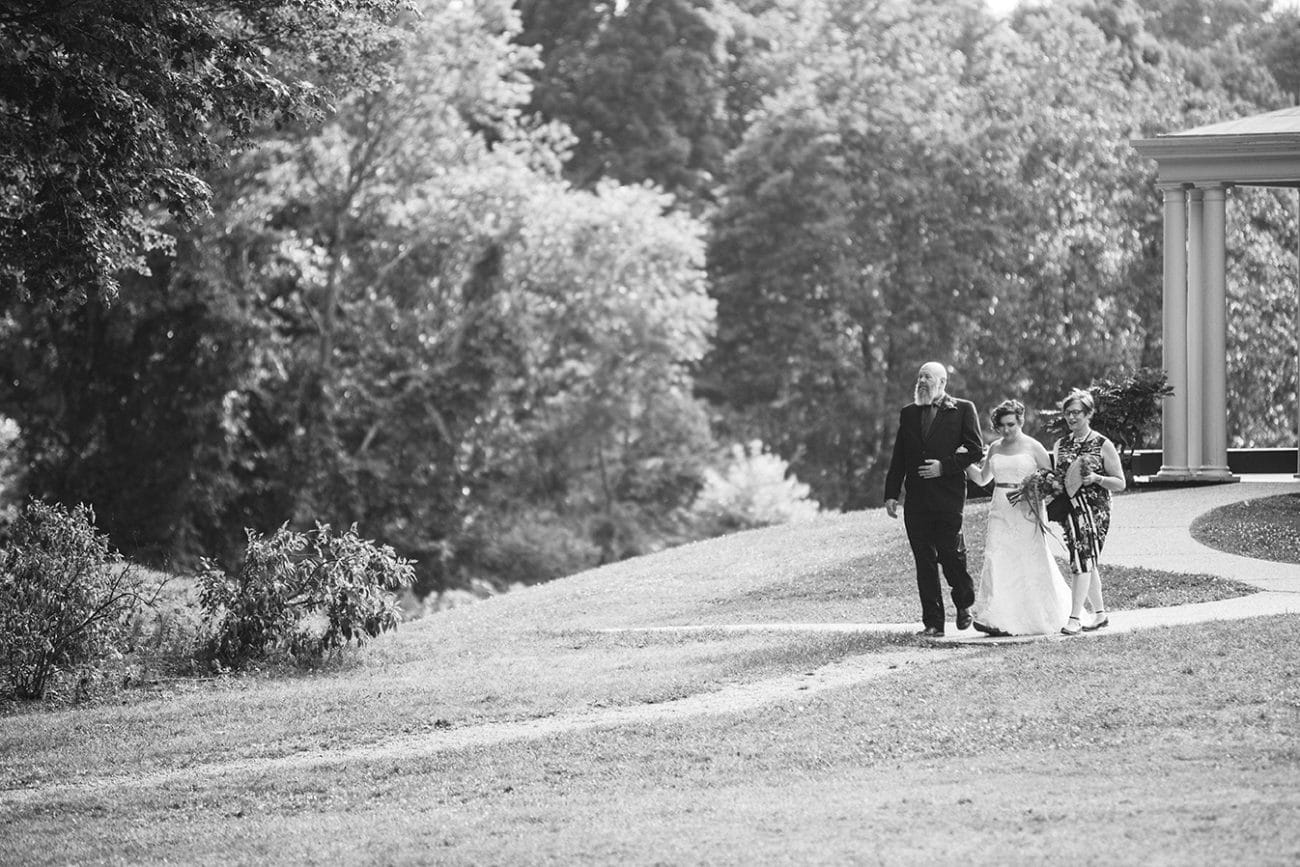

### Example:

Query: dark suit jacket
xmin=884 ymin=395 xmax=984 ymax=514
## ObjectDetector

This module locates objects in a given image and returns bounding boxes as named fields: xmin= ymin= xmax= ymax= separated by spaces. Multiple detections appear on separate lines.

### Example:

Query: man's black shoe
xmin=956 ymin=607 xmax=973 ymax=630
xmin=915 ymin=626 xmax=944 ymax=638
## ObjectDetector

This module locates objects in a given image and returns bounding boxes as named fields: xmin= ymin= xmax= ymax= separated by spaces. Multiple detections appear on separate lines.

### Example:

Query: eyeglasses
xmin=1062 ymin=409 xmax=1087 ymax=417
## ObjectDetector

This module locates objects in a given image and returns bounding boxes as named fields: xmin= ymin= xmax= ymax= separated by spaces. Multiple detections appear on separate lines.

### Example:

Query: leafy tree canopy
xmin=518 ymin=0 xmax=731 ymax=204
xmin=0 ymin=0 xmax=405 ymax=310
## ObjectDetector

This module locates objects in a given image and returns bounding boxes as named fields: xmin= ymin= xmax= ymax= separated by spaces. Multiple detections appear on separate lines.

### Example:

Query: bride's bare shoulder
xmin=1024 ymin=438 xmax=1051 ymax=464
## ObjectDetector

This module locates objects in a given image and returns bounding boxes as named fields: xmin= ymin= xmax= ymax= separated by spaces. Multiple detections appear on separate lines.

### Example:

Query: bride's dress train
xmin=973 ymin=452 xmax=1070 ymax=635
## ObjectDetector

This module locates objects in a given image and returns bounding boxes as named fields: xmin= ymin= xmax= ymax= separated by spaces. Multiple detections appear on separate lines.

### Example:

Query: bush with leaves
xmin=1044 ymin=367 xmax=1173 ymax=477
xmin=692 ymin=440 xmax=823 ymax=534
xmin=0 ymin=500 xmax=155 ymax=700
xmin=199 ymin=523 xmax=415 ymax=668
xmin=464 ymin=508 xmax=600 ymax=589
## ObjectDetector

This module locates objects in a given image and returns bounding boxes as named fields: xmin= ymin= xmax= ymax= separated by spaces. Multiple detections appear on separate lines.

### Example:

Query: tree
xmin=1254 ymin=8 xmax=1300 ymax=104
xmin=704 ymin=0 xmax=1191 ymax=507
xmin=1122 ymin=0 xmax=1273 ymax=49
xmin=1075 ymin=0 xmax=1296 ymax=450
xmin=489 ymin=180 xmax=717 ymax=565
xmin=1226 ymin=186 xmax=1299 ymax=448
xmin=0 ymin=0 xmax=719 ymax=590
xmin=153 ymin=0 xmax=716 ymax=590
xmin=518 ymin=0 xmax=730 ymax=204
xmin=0 ymin=0 xmax=403 ymax=310
xmin=0 ymin=253 xmax=261 ymax=565
xmin=162 ymin=0 xmax=554 ymax=586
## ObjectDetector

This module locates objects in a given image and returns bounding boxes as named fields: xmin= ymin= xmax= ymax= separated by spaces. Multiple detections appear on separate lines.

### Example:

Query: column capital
xmin=1156 ymin=181 xmax=1188 ymax=194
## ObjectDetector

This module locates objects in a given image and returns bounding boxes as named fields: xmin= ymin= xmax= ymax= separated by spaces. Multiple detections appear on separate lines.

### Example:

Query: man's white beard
xmin=915 ymin=384 xmax=932 ymax=405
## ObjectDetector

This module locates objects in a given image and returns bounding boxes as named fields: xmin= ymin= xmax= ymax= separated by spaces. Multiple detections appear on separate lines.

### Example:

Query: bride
xmin=966 ymin=399 xmax=1070 ymax=636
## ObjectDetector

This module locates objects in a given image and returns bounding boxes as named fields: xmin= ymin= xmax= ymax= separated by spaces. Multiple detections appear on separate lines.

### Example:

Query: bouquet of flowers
xmin=1062 ymin=454 xmax=1102 ymax=499
xmin=1006 ymin=467 xmax=1064 ymax=532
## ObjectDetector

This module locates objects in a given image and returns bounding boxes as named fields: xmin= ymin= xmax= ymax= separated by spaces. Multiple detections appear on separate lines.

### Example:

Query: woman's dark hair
xmin=991 ymin=398 xmax=1025 ymax=427
xmin=1059 ymin=388 xmax=1095 ymax=414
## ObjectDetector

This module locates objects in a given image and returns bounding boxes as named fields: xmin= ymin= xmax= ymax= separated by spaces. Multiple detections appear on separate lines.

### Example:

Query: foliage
xmin=1118 ymin=0 xmax=1274 ymax=53
xmin=0 ymin=415 xmax=22 ymax=532
xmin=173 ymin=0 xmax=717 ymax=593
xmin=119 ymin=573 xmax=210 ymax=681
xmin=1254 ymin=9 xmax=1300 ymax=104
xmin=703 ymin=0 xmax=1295 ymax=510
xmin=517 ymin=0 xmax=731 ymax=204
xmin=692 ymin=440 xmax=821 ymax=533
xmin=488 ymin=180 xmax=717 ymax=566
xmin=199 ymin=523 xmax=415 ymax=668
xmin=3 ymin=0 xmax=1295 ymax=596
xmin=1225 ymin=186 xmax=1299 ymax=447
xmin=704 ymin=0 xmax=1178 ymax=508
xmin=0 ymin=0 xmax=406 ymax=310
xmin=462 ymin=508 xmax=601 ymax=588
xmin=1043 ymin=367 xmax=1173 ymax=464
xmin=0 ymin=257 xmax=263 ymax=567
xmin=0 ymin=500 xmax=156 ymax=700
xmin=0 ymin=0 xmax=719 ymax=591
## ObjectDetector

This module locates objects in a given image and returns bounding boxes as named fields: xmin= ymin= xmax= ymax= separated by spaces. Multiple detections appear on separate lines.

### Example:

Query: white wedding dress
xmin=972 ymin=452 xmax=1071 ymax=635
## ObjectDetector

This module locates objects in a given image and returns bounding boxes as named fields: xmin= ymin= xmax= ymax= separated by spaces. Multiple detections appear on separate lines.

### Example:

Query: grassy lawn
xmin=1 ymin=503 xmax=1293 ymax=865
xmin=1190 ymin=492 xmax=1300 ymax=565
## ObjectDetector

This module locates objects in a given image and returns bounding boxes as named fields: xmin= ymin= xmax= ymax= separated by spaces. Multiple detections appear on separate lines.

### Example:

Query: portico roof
xmin=1131 ymin=106 xmax=1300 ymax=188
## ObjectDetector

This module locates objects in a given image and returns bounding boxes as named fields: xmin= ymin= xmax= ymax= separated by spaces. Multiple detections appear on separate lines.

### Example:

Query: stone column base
xmin=1153 ymin=467 xmax=1196 ymax=483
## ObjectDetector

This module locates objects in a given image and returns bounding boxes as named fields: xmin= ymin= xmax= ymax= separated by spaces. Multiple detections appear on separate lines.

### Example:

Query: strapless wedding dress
xmin=972 ymin=452 xmax=1070 ymax=635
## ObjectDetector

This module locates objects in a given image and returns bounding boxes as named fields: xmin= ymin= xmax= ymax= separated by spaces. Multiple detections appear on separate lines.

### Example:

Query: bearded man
xmin=884 ymin=361 xmax=985 ymax=637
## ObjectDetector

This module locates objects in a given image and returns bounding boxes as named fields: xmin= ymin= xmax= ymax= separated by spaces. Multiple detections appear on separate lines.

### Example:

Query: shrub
xmin=119 ymin=572 xmax=208 ymax=681
xmin=1044 ymin=368 xmax=1173 ymax=474
xmin=0 ymin=501 xmax=155 ymax=700
xmin=199 ymin=523 xmax=416 ymax=668
xmin=468 ymin=509 xmax=600 ymax=588
xmin=692 ymin=440 xmax=822 ymax=534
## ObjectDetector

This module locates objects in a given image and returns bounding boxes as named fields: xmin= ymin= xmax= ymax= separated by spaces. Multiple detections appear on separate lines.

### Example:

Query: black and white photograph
xmin=2 ymin=0 xmax=1299 ymax=863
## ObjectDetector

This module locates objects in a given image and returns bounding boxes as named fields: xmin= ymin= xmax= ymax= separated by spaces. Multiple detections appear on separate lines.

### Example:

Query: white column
xmin=1295 ymin=189 xmax=1299 ymax=479
xmin=1199 ymin=184 xmax=1235 ymax=480
xmin=1186 ymin=187 xmax=1205 ymax=475
xmin=1156 ymin=183 xmax=1193 ymax=481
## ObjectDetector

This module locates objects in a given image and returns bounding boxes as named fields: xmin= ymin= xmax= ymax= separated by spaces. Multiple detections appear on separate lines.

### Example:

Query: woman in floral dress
xmin=1053 ymin=389 xmax=1126 ymax=636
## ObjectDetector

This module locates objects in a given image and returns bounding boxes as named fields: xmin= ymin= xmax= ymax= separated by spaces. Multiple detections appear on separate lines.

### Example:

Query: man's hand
xmin=917 ymin=459 xmax=942 ymax=479
xmin=885 ymin=498 xmax=899 ymax=519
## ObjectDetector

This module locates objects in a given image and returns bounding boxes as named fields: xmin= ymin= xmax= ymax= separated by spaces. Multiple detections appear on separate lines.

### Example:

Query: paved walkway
xmin=1106 ymin=478 xmax=1300 ymax=590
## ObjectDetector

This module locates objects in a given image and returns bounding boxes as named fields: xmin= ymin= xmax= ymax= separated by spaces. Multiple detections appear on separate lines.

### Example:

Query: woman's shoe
xmin=1082 ymin=613 xmax=1109 ymax=632
xmin=1060 ymin=617 xmax=1082 ymax=636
